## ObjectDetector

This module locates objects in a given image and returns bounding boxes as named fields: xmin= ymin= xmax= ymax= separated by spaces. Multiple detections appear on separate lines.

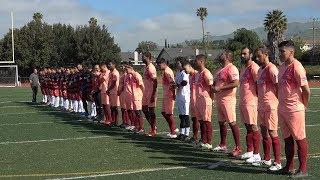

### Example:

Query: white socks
xmin=59 ymin=97 xmax=64 ymax=107
xmin=73 ymin=100 xmax=79 ymax=112
xmin=64 ymin=99 xmax=69 ymax=110
xmin=78 ymin=101 xmax=84 ymax=113
xmin=54 ymin=96 xmax=60 ymax=108
xmin=185 ymin=127 xmax=190 ymax=136
xmin=180 ymin=127 xmax=190 ymax=136
xmin=91 ymin=102 xmax=97 ymax=117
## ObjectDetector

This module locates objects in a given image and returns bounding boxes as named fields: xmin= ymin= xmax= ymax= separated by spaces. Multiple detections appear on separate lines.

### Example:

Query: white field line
xmin=0 ymin=101 xmax=13 ymax=104
xmin=0 ymin=104 xmax=45 ymax=109
xmin=47 ymin=166 xmax=197 ymax=180
xmin=48 ymin=154 xmax=320 ymax=180
xmin=0 ymin=120 xmax=84 ymax=127
xmin=0 ymin=135 xmax=110 ymax=145
xmin=1 ymin=111 xmax=62 ymax=116
xmin=1 ymin=122 xmax=319 ymax=145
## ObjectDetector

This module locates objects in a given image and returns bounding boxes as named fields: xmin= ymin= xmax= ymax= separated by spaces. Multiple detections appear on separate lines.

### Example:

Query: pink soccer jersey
xmin=257 ymin=62 xmax=279 ymax=111
xmin=109 ymin=69 xmax=120 ymax=107
xmin=239 ymin=61 xmax=259 ymax=106
xmin=162 ymin=66 xmax=175 ymax=114
xmin=214 ymin=63 xmax=239 ymax=104
xmin=119 ymin=73 xmax=126 ymax=109
xmin=278 ymin=59 xmax=308 ymax=112
xmin=189 ymin=71 xmax=198 ymax=116
xmin=142 ymin=63 xmax=157 ymax=107
xmin=100 ymin=70 xmax=110 ymax=105
xmin=195 ymin=68 xmax=214 ymax=122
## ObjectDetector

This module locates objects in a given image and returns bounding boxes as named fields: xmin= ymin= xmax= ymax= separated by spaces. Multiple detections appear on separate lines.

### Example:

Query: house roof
xmin=120 ymin=52 xmax=142 ymax=62
xmin=156 ymin=48 xmax=223 ymax=61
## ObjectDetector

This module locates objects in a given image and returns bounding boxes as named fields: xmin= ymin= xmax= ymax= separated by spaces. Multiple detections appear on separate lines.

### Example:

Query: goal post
xmin=0 ymin=65 xmax=19 ymax=87
xmin=0 ymin=12 xmax=15 ymax=64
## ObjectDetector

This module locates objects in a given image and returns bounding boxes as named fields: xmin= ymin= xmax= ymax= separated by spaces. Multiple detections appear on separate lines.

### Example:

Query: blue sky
xmin=0 ymin=0 xmax=320 ymax=51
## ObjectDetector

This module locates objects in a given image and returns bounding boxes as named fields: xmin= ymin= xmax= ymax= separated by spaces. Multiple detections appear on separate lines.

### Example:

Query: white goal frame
xmin=0 ymin=65 xmax=19 ymax=87
xmin=0 ymin=12 xmax=15 ymax=64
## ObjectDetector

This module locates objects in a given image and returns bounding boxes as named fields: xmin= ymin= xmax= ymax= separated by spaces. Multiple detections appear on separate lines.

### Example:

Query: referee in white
xmin=29 ymin=68 xmax=40 ymax=103
xmin=175 ymin=59 xmax=191 ymax=140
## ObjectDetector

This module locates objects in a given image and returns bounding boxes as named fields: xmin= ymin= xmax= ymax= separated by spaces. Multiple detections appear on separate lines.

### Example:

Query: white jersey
xmin=175 ymin=70 xmax=190 ymax=102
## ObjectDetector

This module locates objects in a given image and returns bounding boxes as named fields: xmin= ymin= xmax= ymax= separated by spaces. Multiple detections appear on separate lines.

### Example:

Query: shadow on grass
xmin=20 ymin=101 xmax=286 ymax=177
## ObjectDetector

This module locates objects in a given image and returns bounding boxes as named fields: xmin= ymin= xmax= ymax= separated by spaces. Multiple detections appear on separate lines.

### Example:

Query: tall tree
xmin=0 ymin=14 xmax=120 ymax=76
xmin=74 ymin=17 xmax=120 ymax=66
xmin=196 ymin=7 xmax=208 ymax=51
xmin=226 ymin=28 xmax=261 ymax=52
xmin=264 ymin=10 xmax=288 ymax=64
xmin=136 ymin=41 xmax=158 ymax=53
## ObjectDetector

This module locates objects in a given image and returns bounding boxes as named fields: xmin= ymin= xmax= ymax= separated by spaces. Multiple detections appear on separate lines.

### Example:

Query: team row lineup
xmin=36 ymin=40 xmax=310 ymax=178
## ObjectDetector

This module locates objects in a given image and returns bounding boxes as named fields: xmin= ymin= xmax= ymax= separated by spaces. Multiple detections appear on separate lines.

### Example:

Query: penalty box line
xmin=0 ymin=153 xmax=317 ymax=179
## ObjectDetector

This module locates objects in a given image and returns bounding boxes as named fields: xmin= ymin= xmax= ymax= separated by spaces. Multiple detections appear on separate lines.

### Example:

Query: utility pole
xmin=311 ymin=18 xmax=319 ymax=64
xmin=205 ymin=32 xmax=210 ymax=55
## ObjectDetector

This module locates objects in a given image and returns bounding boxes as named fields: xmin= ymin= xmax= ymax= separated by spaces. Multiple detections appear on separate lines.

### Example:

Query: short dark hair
xmin=242 ymin=47 xmax=253 ymax=54
xmin=278 ymin=40 xmax=295 ymax=50
xmin=100 ymin=62 xmax=107 ymax=66
xmin=255 ymin=45 xmax=270 ymax=55
xmin=195 ymin=54 xmax=206 ymax=62
xmin=143 ymin=51 xmax=152 ymax=59
xmin=156 ymin=58 xmax=167 ymax=64
xmin=181 ymin=59 xmax=191 ymax=67
xmin=108 ymin=60 xmax=116 ymax=65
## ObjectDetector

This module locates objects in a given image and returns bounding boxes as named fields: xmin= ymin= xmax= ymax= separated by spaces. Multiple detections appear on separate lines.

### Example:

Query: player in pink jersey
xmin=118 ymin=63 xmax=130 ymax=129
xmin=142 ymin=52 xmax=158 ymax=137
xmin=254 ymin=45 xmax=281 ymax=171
xmin=213 ymin=50 xmax=242 ymax=157
xmin=194 ymin=54 xmax=214 ymax=150
xmin=182 ymin=60 xmax=199 ymax=145
xmin=277 ymin=41 xmax=310 ymax=178
xmin=107 ymin=60 xmax=120 ymax=126
xmin=124 ymin=65 xmax=145 ymax=133
xmin=239 ymin=47 xmax=261 ymax=162
xmin=99 ymin=63 xmax=111 ymax=125
xmin=157 ymin=58 xmax=177 ymax=139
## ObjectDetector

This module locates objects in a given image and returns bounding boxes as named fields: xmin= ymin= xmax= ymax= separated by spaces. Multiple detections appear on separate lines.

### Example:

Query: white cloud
xmin=0 ymin=0 xmax=319 ymax=51
xmin=0 ymin=0 xmax=119 ymax=36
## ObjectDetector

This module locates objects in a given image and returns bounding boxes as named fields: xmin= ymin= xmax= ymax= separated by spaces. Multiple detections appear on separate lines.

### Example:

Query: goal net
xmin=0 ymin=65 xmax=19 ymax=87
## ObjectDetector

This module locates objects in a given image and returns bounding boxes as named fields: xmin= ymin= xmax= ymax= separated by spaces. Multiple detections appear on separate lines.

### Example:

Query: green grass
xmin=0 ymin=87 xmax=319 ymax=179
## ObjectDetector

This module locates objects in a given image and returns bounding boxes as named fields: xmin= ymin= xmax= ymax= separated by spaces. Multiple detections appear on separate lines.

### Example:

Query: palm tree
xmin=89 ymin=17 xmax=98 ymax=27
xmin=196 ymin=7 xmax=208 ymax=51
xmin=264 ymin=9 xmax=287 ymax=64
xmin=33 ymin=12 xmax=43 ymax=23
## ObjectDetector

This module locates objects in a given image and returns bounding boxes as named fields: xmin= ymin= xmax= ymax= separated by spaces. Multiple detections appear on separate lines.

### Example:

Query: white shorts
xmin=177 ymin=99 xmax=190 ymax=115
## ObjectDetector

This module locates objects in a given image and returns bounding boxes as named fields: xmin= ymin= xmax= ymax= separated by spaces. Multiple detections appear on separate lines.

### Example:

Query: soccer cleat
xmin=201 ymin=143 xmax=213 ymax=150
xmin=241 ymin=151 xmax=253 ymax=160
xmin=146 ymin=130 xmax=157 ymax=137
xmin=213 ymin=145 xmax=228 ymax=152
xmin=230 ymin=147 xmax=242 ymax=157
xmin=166 ymin=133 xmax=177 ymax=139
xmin=183 ymin=136 xmax=191 ymax=142
xmin=176 ymin=134 xmax=184 ymax=140
xmin=290 ymin=171 xmax=309 ymax=179
xmin=175 ymin=128 xmax=179 ymax=133
xmin=246 ymin=154 xmax=261 ymax=164
xmin=128 ymin=126 xmax=135 ymax=131
xmin=269 ymin=163 xmax=282 ymax=171
xmin=137 ymin=129 xmax=144 ymax=134
xmin=252 ymin=159 xmax=272 ymax=167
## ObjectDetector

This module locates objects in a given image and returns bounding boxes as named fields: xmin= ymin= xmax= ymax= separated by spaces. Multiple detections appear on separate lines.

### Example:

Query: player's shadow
xmin=21 ymin=102 xmax=283 ymax=176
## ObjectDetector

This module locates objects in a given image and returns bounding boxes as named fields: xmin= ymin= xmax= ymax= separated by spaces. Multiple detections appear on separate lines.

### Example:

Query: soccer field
xmin=0 ymin=87 xmax=319 ymax=179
